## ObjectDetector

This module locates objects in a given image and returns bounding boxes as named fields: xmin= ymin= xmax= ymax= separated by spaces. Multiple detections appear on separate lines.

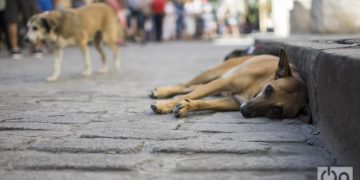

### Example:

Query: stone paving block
xmin=184 ymin=121 xmax=307 ymax=133
xmin=1 ymin=113 xmax=94 ymax=125
xmin=267 ymin=144 xmax=333 ymax=157
xmin=0 ymin=137 xmax=35 ymax=151
xmin=82 ymin=121 xmax=180 ymax=131
xmin=0 ymin=151 xmax=151 ymax=171
xmin=187 ymin=112 xmax=270 ymax=124
xmin=29 ymin=138 xmax=144 ymax=153
xmin=149 ymin=172 xmax=313 ymax=180
xmin=209 ymin=132 xmax=307 ymax=143
xmin=176 ymin=154 xmax=333 ymax=171
xmin=0 ymin=170 xmax=137 ymax=180
xmin=147 ymin=139 xmax=270 ymax=154
xmin=0 ymin=122 xmax=72 ymax=131
xmin=80 ymin=129 xmax=197 ymax=140
xmin=0 ymin=130 xmax=71 ymax=139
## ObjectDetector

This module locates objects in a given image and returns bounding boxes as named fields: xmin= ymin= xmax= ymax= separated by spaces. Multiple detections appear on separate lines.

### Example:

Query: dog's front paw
xmin=174 ymin=99 xmax=192 ymax=118
xmin=151 ymin=101 xmax=175 ymax=114
xmin=47 ymin=75 xmax=59 ymax=82
xmin=82 ymin=69 xmax=92 ymax=77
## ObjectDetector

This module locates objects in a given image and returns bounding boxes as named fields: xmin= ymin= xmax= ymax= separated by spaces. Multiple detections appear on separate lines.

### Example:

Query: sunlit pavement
xmin=0 ymin=41 xmax=333 ymax=179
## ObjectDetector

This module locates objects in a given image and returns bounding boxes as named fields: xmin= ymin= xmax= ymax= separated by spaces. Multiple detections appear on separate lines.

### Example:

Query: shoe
xmin=10 ymin=48 xmax=22 ymax=60
xmin=33 ymin=48 xmax=43 ymax=59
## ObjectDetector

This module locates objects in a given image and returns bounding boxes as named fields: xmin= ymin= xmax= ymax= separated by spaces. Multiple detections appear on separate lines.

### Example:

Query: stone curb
xmin=254 ymin=35 xmax=360 ymax=177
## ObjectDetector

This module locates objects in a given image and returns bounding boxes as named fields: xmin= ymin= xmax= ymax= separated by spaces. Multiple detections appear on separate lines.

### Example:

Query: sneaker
xmin=10 ymin=48 xmax=22 ymax=60
xmin=33 ymin=48 xmax=43 ymax=59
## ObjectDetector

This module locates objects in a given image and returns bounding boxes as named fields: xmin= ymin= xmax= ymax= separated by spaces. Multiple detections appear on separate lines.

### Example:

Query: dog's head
xmin=26 ymin=12 xmax=61 ymax=42
xmin=240 ymin=48 xmax=310 ymax=122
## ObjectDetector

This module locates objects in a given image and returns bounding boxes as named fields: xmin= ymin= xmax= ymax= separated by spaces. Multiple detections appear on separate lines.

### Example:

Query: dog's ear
xmin=298 ymin=104 xmax=312 ymax=123
xmin=275 ymin=48 xmax=292 ymax=79
xmin=40 ymin=16 xmax=59 ymax=33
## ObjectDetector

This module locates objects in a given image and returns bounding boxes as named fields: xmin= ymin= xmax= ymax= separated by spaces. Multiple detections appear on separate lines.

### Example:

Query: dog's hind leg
xmin=79 ymin=41 xmax=92 ymax=76
xmin=151 ymin=78 xmax=230 ymax=114
xmin=174 ymin=97 xmax=240 ymax=118
xmin=150 ymin=68 xmax=225 ymax=99
xmin=150 ymin=84 xmax=201 ymax=99
xmin=150 ymin=57 xmax=251 ymax=99
xmin=94 ymin=32 xmax=108 ymax=74
xmin=103 ymin=32 xmax=120 ymax=71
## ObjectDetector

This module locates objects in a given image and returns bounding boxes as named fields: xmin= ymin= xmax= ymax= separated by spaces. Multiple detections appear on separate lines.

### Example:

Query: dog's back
xmin=75 ymin=3 xmax=118 ymax=39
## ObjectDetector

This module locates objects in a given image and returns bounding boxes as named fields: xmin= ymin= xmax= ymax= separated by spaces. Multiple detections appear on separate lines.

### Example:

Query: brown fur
xmin=150 ymin=48 xmax=310 ymax=122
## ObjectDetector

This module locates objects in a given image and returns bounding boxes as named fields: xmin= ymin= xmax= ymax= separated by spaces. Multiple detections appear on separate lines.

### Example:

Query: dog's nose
xmin=24 ymin=36 xmax=31 ymax=43
xmin=240 ymin=104 xmax=252 ymax=118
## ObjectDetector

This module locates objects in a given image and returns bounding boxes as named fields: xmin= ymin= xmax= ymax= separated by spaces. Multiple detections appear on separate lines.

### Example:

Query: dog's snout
xmin=24 ymin=36 xmax=31 ymax=43
xmin=240 ymin=104 xmax=252 ymax=118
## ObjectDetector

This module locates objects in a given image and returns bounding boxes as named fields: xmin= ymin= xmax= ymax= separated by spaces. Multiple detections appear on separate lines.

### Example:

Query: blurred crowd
xmin=0 ymin=0 xmax=255 ymax=59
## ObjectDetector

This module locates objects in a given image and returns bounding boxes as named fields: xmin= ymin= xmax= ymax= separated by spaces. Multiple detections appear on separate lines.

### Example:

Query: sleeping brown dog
xmin=150 ymin=48 xmax=311 ymax=122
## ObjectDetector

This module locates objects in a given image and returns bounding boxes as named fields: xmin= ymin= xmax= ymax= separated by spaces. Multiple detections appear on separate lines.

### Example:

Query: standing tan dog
xmin=150 ymin=48 xmax=310 ymax=121
xmin=26 ymin=3 xmax=120 ymax=81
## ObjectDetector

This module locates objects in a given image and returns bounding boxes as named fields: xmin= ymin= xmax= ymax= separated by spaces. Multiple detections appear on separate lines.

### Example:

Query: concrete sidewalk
xmin=0 ymin=42 xmax=333 ymax=180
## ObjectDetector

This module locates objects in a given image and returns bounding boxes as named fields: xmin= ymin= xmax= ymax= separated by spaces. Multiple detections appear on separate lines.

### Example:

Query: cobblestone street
xmin=0 ymin=42 xmax=334 ymax=180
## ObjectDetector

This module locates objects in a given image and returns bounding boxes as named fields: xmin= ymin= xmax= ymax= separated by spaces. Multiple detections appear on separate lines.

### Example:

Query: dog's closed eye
xmin=32 ymin=26 xmax=38 ymax=31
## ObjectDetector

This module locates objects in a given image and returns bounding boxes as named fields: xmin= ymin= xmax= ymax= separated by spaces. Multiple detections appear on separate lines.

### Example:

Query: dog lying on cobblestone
xmin=150 ymin=48 xmax=311 ymax=122
xmin=26 ymin=3 xmax=120 ymax=82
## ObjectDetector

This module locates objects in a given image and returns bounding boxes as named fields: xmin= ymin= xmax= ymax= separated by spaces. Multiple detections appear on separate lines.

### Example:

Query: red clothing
xmin=151 ymin=0 xmax=165 ymax=14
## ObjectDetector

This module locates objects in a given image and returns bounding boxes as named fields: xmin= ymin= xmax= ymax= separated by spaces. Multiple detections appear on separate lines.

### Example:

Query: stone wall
xmin=310 ymin=0 xmax=360 ymax=33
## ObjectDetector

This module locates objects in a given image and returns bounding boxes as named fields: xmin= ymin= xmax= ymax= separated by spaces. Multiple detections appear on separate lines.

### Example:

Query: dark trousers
xmin=0 ymin=11 xmax=11 ymax=51
xmin=153 ymin=14 xmax=164 ymax=42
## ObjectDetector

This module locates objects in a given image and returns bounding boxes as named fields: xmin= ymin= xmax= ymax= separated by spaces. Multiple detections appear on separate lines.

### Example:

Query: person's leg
xmin=176 ymin=15 xmax=184 ymax=39
xmin=154 ymin=14 xmax=163 ymax=41
xmin=7 ymin=24 xmax=18 ymax=50
xmin=158 ymin=14 xmax=164 ymax=41
xmin=4 ymin=0 xmax=21 ymax=59
xmin=137 ymin=11 xmax=146 ymax=44
xmin=152 ymin=15 xmax=159 ymax=41
xmin=20 ymin=0 xmax=44 ymax=58
xmin=0 ymin=11 xmax=10 ymax=51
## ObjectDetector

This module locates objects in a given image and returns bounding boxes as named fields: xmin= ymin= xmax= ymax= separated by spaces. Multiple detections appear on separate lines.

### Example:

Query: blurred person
xmin=105 ymin=0 xmax=127 ymax=45
xmin=202 ymin=1 xmax=216 ymax=40
xmin=218 ymin=0 xmax=246 ymax=38
xmin=162 ymin=0 xmax=176 ymax=41
xmin=4 ymin=0 xmax=37 ymax=59
xmin=192 ymin=0 xmax=203 ymax=39
xmin=0 ymin=0 xmax=10 ymax=52
xmin=126 ymin=0 xmax=148 ymax=43
xmin=183 ymin=0 xmax=196 ymax=40
xmin=150 ymin=0 xmax=166 ymax=42
xmin=174 ymin=0 xmax=184 ymax=39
